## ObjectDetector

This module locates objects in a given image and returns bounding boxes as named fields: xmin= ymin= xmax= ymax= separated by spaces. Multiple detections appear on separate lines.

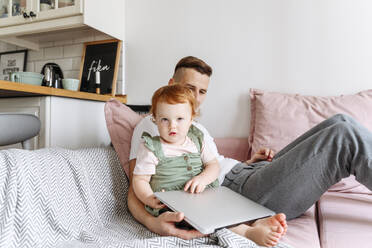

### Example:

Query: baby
xmin=132 ymin=84 xmax=287 ymax=247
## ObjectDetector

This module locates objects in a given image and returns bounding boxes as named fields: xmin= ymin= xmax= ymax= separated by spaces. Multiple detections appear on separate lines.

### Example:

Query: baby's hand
xmin=145 ymin=194 xmax=165 ymax=209
xmin=184 ymin=176 xmax=207 ymax=193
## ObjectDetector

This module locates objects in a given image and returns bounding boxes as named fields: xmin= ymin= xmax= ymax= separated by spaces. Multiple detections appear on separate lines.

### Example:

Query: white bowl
xmin=62 ymin=78 xmax=80 ymax=91
xmin=11 ymin=72 xmax=44 ymax=86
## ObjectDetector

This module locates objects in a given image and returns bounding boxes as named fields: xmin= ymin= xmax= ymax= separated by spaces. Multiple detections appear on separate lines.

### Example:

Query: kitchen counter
xmin=0 ymin=80 xmax=127 ymax=103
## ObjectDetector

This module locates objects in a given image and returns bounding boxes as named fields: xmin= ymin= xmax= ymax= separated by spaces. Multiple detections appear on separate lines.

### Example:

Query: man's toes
xmin=269 ymin=241 xmax=278 ymax=247
xmin=275 ymin=213 xmax=287 ymax=225
xmin=266 ymin=239 xmax=278 ymax=247
xmin=276 ymin=213 xmax=286 ymax=221
xmin=271 ymin=225 xmax=283 ymax=234
xmin=267 ymin=232 xmax=281 ymax=242
xmin=272 ymin=232 xmax=281 ymax=239
xmin=281 ymin=221 xmax=288 ymax=230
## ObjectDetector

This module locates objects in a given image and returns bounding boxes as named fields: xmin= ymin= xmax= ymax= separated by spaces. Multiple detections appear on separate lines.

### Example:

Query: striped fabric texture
xmin=0 ymin=147 xmax=292 ymax=248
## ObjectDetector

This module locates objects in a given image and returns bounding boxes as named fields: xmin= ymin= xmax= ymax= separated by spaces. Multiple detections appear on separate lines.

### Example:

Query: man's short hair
xmin=174 ymin=56 xmax=212 ymax=77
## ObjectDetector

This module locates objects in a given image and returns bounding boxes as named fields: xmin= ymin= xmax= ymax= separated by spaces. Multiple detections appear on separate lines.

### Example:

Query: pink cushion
xmin=281 ymin=205 xmax=321 ymax=248
xmin=327 ymin=175 xmax=371 ymax=194
xmin=104 ymin=99 xmax=143 ymax=177
xmin=249 ymin=89 xmax=372 ymax=192
xmin=318 ymin=192 xmax=372 ymax=248
xmin=214 ymin=138 xmax=249 ymax=162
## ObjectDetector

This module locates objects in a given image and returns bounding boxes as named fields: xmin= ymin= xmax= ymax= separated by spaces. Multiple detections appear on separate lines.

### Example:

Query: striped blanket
xmin=0 ymin=147 xmax=292 ymax=248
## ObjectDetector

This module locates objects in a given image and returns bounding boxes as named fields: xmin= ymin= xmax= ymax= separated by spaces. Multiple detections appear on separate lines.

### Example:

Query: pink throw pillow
xmin=249 ymin=88 xmax=372 ymax=193
xmin=105 ymin=99 xmax=143 ymax=177
xmin=215 ymin=138 xmax=250 ymax=162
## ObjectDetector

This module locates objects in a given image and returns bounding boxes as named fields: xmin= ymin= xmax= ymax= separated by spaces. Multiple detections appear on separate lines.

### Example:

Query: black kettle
xmin=41 ymin=63 xmax=64 ymax=89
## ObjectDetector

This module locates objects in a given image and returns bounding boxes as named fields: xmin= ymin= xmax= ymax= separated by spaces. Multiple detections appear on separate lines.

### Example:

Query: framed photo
xmin=79 ymin=39 xmax=122 ymax=96
xmin=0 ymin=50 xmax=28 ymax=81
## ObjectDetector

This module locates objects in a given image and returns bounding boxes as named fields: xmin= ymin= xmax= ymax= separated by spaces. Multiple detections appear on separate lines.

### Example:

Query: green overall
xmin=142 ymin=125 xmax=219 ymax=216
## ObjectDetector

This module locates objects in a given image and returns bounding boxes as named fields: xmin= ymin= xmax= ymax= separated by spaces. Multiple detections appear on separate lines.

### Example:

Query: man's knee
xmin=331 ymin=113 xmax=355 ymax=124
xmin=332 ymin=121 xmax=353 ymax=135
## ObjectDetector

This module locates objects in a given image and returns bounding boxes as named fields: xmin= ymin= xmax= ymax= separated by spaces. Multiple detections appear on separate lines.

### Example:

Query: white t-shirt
xmin=133 ymin=136 xmax=215 ymax=175
xmin=129 ymin=115 xmax=239 ymax=184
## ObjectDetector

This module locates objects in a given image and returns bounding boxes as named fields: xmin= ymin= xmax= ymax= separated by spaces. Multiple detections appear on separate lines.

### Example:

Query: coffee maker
xmin=41 ymin=63 xmax=64 ymax=88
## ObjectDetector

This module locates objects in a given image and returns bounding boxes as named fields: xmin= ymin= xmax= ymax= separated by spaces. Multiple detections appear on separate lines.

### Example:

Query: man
xmin=127 ymin=56 xmax=243 ymax=239
xmin=127 ymin=56 xmax=372 ymax=240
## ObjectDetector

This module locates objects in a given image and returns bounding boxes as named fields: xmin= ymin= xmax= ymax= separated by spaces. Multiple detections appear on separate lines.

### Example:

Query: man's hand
xmin=147 ymin=211 xmax=206 ymax=240
xmin=184 ymin=175 xmax=208 ymax=193
xmin=128 ymin=159 xmax=205 ymax=240
xmin=144 ymin=194 xmax=165 ymax=209
xmin=245 ymin=147 xmax=275 ymax=164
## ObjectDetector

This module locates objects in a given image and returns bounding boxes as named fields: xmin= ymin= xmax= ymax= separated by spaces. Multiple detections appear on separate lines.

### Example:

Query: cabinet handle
xmin=30 ymin=11 xmax=36 ymax=17
xmin=23 ymin=12 xmax=30 ymax=18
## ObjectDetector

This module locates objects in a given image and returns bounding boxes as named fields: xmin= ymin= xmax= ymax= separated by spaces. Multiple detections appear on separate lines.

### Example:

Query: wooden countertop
xmin=0 ymin=80 xmax=127 ymax=103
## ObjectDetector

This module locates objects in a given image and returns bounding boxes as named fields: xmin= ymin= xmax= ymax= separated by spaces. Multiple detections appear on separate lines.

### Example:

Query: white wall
xmin=125 ymin=0 xmax=372 ymax=137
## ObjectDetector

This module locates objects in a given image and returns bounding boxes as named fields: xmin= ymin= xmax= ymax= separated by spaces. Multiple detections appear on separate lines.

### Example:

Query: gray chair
xmin=0 ymin=114 xmax=41 ymax=150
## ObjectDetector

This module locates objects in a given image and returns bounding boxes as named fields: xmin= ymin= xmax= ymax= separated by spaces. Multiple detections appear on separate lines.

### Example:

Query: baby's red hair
xmin=150 ymin=84 xmax=198 ymax=118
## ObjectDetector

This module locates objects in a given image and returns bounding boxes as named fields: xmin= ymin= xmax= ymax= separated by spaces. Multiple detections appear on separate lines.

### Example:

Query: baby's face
xmin=154 ymin=102 xmax=193 ymax=145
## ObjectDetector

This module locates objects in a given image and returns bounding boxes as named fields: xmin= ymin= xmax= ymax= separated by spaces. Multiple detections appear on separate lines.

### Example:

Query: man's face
xmin=170 ymin=68 xmax=210 ymax=108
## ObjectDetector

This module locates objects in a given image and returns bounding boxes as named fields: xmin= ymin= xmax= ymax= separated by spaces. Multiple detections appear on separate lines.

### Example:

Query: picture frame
xmin=79 ymin=39 xmax=122 ymax=96
xmin=0 ymin=50 xmax=28 ymax=81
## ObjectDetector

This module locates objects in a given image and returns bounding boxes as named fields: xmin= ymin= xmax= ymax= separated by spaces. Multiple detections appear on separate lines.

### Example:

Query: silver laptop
xmin=154 ymin=186 xmax=275 ymax=234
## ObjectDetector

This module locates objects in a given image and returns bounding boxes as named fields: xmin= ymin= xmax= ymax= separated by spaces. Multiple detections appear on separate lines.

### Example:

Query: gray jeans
xmin=222 ymin=114 xmax=372 ymax=220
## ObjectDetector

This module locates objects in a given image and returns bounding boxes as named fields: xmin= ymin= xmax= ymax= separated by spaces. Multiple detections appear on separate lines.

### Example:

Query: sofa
xmin=2 ymin=88 xmax=371 ymax=248
xmin=105 ymin=88 xmax=372 ymax=248
xmin=214 ymin=88 xmax=372 ymax=248
xmin=214 ymin=138 xmax=372 ymax=248
xmin=0 ymin=146 xmax=291 ymax=248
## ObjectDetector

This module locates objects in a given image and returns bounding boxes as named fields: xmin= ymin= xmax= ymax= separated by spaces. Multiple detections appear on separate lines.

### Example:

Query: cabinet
xmin=0 ymin=96 xmax=111 ymax=150
xmin=0 ymin=0 xmax=124 ymax=50
xmin=0 ymin=0 xmax=82 ymax=28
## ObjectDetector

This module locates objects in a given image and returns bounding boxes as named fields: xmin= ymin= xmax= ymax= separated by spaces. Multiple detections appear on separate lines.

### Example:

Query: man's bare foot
xmin=244 ymin=225 xmax=281 ymax=247
xmin=253 ymin=213 xmax=287 ymax=236
xmin=245 ymin=213 xmax=287 ymax=247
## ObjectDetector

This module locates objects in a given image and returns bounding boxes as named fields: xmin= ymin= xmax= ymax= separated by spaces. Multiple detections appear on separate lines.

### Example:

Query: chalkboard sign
xmin=79 ymin=39 xmax=122 ymax=95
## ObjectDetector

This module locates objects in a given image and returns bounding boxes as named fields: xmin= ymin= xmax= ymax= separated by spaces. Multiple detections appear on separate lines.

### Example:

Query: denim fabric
xmin=222 ymin=114 xmax=372 ymax=220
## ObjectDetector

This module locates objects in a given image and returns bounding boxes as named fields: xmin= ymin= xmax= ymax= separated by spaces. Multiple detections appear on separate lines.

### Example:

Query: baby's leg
xmin=229 ymin=213 xmax=287 ymax=247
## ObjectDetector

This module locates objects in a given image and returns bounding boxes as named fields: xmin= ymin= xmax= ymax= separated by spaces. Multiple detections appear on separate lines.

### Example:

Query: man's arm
xmin=127 ymin=159 xmax=205 ymax=239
